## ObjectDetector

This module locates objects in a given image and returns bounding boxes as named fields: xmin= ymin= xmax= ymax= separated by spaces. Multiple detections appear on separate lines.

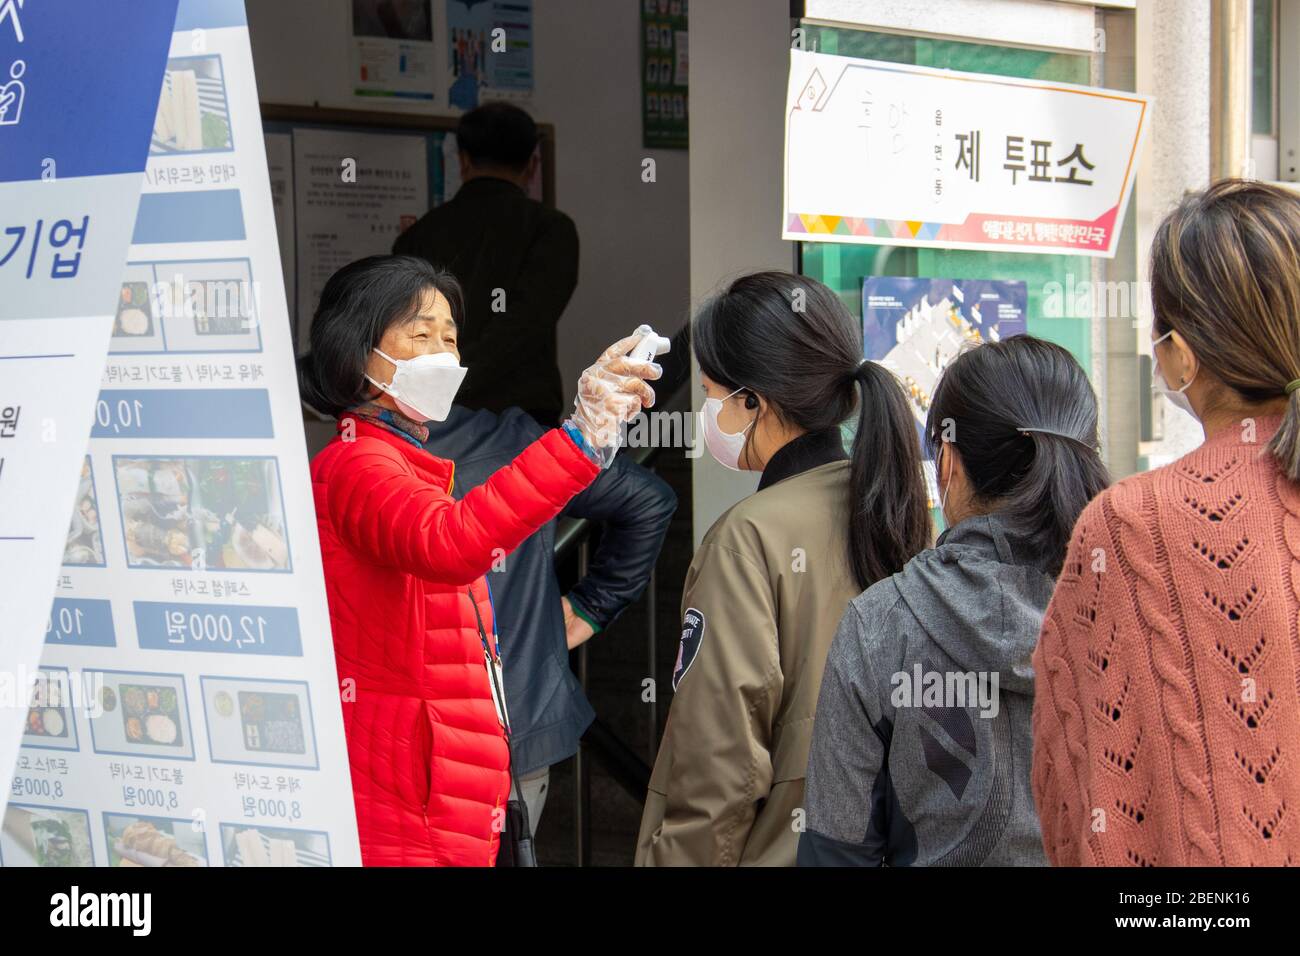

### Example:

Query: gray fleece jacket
xmin=798 ymin=512 xmax=1052 ymax=866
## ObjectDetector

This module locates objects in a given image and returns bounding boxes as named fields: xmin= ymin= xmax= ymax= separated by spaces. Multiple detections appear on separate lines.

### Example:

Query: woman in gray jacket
xmin=799 ymin=336 xmax=1109 ymax=866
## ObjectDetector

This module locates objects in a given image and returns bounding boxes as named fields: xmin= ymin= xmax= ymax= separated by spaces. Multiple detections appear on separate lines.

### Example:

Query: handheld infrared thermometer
xmin=628 ymin=325 xmax=671 ymax=364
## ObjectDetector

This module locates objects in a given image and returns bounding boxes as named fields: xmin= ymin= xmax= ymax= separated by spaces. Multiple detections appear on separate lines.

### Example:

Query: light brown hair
xmin=1150 ymin=178 xmax=1300 ymax=479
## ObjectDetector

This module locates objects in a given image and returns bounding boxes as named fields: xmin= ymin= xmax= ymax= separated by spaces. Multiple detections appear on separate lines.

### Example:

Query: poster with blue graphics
xmin=0 ymin=0 xmax=179 ymax=839
xmin=1 ymin=0 xmax=362 ymax=868
xmin=446 ymin=0 xmax=533 ymax=110
xmin=863 ymin=276 xmax=1028 ymax=452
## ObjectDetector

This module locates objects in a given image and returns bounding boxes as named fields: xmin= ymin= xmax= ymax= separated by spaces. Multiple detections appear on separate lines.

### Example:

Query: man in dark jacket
xmin=426 ymin=404 xmax=676 ymax=832
xmin=394 ymin=103 xmax=578 ymax=427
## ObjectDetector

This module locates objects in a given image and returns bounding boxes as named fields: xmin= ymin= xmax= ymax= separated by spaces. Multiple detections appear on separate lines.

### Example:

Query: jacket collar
xmin=935 ymin=510 xmax=1050 ymax=573
xmin=346 ymin=401 xmax=429 ymax=447
xmin=757 ymin=427 xmax=848 ymax=491
xmin=454 ymin=175 xmax=525 ymax=199
xmin=338 ymin=415 xmax=455 ymax=494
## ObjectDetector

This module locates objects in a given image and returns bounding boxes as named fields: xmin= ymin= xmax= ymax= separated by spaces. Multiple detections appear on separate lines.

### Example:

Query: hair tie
xmin=1286 ymin=379 xmax=1300 ymax=396
xmin=1018 ymin=426 xmax=1095 ymax=451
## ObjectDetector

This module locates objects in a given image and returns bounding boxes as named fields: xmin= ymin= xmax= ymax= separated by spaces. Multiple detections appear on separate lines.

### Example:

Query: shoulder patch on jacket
xmin=672 ymin=607 xmax=705 ymax=691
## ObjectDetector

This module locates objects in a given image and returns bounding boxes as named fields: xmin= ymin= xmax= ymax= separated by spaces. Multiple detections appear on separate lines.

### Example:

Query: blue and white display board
xmin=2 ymin=0 xmax=362 ymax=867
xmin=0 ymin=0 xmax=180 ymax=854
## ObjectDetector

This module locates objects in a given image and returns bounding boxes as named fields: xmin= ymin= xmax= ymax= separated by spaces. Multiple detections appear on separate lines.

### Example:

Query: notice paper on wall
xmin=264 ymin=131 xmax=296 ymax=326
xmin=0 ymin=0 xmax=180 ymax=838
xmin=292 ymin=127 xmax=428 ymax=355
xmin=784 ymin=50 xmax=1151 ymax=257
xmin=350 ymin=0 xmax=436 ymax=101
xmin=2 ymin=0 xmax=363 ymax=868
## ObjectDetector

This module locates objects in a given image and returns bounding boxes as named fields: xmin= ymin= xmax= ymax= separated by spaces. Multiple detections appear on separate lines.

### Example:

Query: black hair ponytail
xmin=1014 ymin=427 xmax=1110 ymax=571
xmin=926 ymin=335 xmax=1110 ymax=575
xmin=849 ymin=361 xmax=931 ymax=590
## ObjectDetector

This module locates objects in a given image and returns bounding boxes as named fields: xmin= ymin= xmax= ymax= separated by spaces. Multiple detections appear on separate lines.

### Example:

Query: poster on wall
xmin=863 ymin=276 xmax=1027 ymax=442
xmin=446 ymin=0 xmax=534 ymax=110
xmin=291 ymin=127 xmax=429 ymax=355
xmin=350 ymin=0 xmax=436 ymax=101
xmin=264 ymin=131 xmax=296 ymax=325
xmin=2 ymin=0 xmax=363 ymax=868
xmin=785 ymin=50 xmax=1150 ymax=257
xmin=0 ymin=0 xmax=179 ymax=818
xmin=641 ymin=0 xmax=688 ymax=149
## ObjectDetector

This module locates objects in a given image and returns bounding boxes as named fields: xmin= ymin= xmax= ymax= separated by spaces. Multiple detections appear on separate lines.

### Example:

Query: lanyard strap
xmin=468 ymin=584 xmax=511 ymax=738
xmin=468 ymin=584 xmax=529 ymax=824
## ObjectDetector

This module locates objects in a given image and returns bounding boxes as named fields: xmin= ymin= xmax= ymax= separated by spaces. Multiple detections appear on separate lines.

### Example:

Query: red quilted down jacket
xmin=312 ymin=416 xmax=599 ymax=866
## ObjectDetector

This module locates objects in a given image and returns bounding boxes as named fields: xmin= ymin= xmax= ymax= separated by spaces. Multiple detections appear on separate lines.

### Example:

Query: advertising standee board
xmin=3 ymin=0 xmax=362 ymax=868
xmin=0 ymin=0 xmax=181 ymax=833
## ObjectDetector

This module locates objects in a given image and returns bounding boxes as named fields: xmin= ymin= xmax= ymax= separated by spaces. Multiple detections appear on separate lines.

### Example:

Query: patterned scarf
xmin=345 ymin=401 xmax=429 ymax=447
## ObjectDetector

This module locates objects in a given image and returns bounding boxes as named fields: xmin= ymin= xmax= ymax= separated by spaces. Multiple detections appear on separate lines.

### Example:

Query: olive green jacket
xmin=635 ymin=458 xmax=860 ymax=866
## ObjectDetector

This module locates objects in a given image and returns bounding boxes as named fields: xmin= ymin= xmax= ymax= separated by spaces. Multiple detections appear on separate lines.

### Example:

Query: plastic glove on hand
xmin=567 ymin=328 xmax=663 ymax=465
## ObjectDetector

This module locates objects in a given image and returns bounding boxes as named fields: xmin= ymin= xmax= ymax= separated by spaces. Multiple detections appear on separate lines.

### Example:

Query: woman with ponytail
xmin=801 ymin=334 xmax=1109 ymax=866
xmin=635 ymin=271 xmax=929 ymax=866
xmin=1032 ymin=179 xmax=1300 ymax=867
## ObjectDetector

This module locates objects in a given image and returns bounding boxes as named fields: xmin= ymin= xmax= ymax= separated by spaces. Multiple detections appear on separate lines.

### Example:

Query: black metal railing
xmin=552 ymin=439 xmax=661 ymax=866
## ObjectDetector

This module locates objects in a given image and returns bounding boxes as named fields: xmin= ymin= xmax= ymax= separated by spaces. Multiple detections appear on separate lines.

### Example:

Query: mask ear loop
xmin=936 ymin=442 xmax=951 ymax=520
xmin=1180 ymin=347 xmax=1200 ymax=392
xmin=718 ymin=385 xmax=758 ymax=434
xmin=365 ymin=348 xmax=400 ymax=400
xmin=1153 ymin=328 xmax=1197 ymax=392
xmin=725 ymin=385 xmax=760 ymax=469
xmin=364 ymin=375 xmax=398 ymax=399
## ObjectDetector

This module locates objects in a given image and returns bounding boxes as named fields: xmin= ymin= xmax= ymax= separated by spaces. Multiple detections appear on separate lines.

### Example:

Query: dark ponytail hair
xmin=297 ymin=254 xmax=465 ymax=417
xmin=692 ymin=271 xmax=929 ymax=591
xmin=925 ymin=336 xmax=1110 ymax=575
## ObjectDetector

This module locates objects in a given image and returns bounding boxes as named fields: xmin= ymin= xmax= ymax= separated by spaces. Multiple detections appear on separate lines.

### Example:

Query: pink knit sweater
xmin=1032 ymin=415 xmax=1300 ymax=866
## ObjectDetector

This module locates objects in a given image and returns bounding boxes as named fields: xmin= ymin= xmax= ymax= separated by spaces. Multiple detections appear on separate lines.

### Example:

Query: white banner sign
xmin=784 ymin=50 xmax=1150 ymax=258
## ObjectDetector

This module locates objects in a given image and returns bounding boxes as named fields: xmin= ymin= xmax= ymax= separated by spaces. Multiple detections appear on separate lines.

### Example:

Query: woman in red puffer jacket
xmin=300 ymin=255 xmax=658 ymax=866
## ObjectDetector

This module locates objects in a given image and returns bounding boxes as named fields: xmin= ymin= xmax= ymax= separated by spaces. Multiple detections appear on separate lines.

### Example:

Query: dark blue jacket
xmin=425 ymin=405 xmax=677 ymax=774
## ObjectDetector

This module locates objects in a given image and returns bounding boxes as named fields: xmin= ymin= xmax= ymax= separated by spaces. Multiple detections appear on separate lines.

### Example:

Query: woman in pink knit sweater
xmin=1032 ymin=179 xmax=1300 ymax=866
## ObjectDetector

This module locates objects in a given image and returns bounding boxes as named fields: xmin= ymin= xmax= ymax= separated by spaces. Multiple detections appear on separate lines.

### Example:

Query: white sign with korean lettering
xmin=783 ymin=50 xmax=1150 ymax=258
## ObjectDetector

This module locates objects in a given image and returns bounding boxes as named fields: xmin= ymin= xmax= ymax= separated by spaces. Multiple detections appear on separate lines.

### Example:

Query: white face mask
xmin=366 ymin=347 xmax=467 ymax=423
xmin=701 ymin=386 xmax=755 ymax=471
xmin=1151 ymin=329 xmax=1198 ymax=420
